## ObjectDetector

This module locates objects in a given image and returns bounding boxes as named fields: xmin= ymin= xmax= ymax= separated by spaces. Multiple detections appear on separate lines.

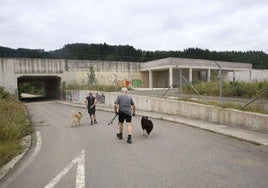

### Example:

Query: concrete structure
xmin=67 ymin=90 xmax=268 ymax=132
xmin=227 ymin=69 xmax=268 ymax=82
xmin=0 ymin=57 xmax=259 ymax=98
xmin=0 ymin=58 xmax=141 ymax=98
xmin=140 ymin=57 xmax=253 ymax=88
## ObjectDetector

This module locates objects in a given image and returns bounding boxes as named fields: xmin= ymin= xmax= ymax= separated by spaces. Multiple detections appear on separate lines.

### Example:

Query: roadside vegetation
xmin=0 ymin=87 xmax=32 ymax=168
xmin=61 ymin=80 xmax=127 ymax=99
xmin=182 ymin=81 xmax=268 ymax=114
xmin=62 ymin=81 xmax=123 ymax=92
xmin=183 ymin=81 xmax=268 ymax=99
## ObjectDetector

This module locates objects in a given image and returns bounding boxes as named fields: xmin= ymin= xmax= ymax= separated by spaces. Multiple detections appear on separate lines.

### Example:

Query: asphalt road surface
xmin=1 ymin=101 xmax=268 ymax=188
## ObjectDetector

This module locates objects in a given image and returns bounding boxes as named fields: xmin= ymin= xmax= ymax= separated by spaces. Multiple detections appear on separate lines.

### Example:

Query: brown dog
xmin=71 ymin=110 xmax=82 ymax=127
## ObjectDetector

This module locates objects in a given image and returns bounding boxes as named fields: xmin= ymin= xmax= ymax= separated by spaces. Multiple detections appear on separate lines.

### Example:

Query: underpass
xmin=18 ymin=75 xmax=62 ymax=100
xmin=18 ymin=76 xmax=61 ymax=99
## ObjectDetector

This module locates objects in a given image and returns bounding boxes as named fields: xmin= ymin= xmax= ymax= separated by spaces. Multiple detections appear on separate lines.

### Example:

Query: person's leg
xmin=90 ymin=116 xmax=94 ymax=125
xmin=119 ymin=122 xmax=123 ymax=132
xmin=126 ymin=122 xmax=132 ymax=135
xmin=117 ymin=113 xmax=124 ymax=139
xmin=93 ymin=109 xmax=97 ymax=124
xmin=89 ymin=110 xmax=94 ymax=125
xmin=117 ymin=122 xmax=123 ymax=139
xmin=126 ymin=116 xmax=132 ymax=144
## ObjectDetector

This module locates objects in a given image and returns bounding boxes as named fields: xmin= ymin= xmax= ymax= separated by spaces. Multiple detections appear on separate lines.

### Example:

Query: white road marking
xmin=76 ymin=150 xmax=85 ymax=188
xmin=33 ymin=131 xmax=42 ymax=157
xmin=44 ymin=149 xmax=85 ymax=188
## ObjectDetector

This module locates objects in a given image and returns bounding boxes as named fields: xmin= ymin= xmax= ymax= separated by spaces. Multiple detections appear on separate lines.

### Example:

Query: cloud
xmin=0 ymin=0 xmax=268 ymax=52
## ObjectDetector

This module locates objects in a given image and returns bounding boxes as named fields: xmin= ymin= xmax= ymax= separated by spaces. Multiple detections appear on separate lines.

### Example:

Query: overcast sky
xmin=1 ymin=0 xmax=268 ymax=52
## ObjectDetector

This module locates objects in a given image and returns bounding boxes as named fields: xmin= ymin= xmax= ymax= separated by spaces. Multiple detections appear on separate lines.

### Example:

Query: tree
xmin=87 ymin=66 xmax=96 ymax=85
xmin=1 ymin=43 xmax=268 ymax=69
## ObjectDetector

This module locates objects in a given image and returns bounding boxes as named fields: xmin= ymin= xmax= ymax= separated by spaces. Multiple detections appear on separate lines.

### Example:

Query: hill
xmin=0 ymin=43 xmax=267 ymax=69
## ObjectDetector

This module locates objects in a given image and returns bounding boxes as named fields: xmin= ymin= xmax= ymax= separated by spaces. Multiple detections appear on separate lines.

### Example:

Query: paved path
xmin=1 ymin=99 xmax=268 ymax=186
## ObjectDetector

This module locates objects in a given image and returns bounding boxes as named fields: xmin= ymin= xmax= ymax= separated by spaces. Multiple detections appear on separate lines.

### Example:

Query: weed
xmin=0 ymin=91 xmax=32 ymax=168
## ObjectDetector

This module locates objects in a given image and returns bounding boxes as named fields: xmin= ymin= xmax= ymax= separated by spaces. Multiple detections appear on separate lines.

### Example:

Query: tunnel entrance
xmin=17 ymin=76 xmax=61 ymax=100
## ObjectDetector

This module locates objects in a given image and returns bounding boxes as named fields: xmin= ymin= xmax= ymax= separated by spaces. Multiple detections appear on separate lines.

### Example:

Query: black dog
xmin=141 ymin=116 xmax=154 ymax=139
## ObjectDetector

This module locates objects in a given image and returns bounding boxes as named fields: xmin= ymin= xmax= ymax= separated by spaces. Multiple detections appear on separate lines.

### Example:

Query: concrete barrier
xmin=67 ymin=90 xmax=268 ymax=132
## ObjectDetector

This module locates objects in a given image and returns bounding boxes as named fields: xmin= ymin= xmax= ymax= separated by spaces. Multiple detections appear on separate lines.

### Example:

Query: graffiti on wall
xmin=117 ymin=80 xmax=130 ymax=87
xmin=116 ymin=79 xmax=143 ymax=87
xmin=66 ymin=90 xmax=72 ymax=101
xmin=96 ymin=92 xmax=105 ymax=104
xmin=72 ymin=90 xmax=79 ymax=103
xmin=66 ymin=90 xmax=105 ymax=105
xmin=132 ymin=79 xmax=142 ymax=87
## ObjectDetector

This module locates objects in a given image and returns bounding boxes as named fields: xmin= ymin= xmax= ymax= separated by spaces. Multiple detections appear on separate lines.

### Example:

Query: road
xmin=1 ymin=101 xmax=268 ymax=188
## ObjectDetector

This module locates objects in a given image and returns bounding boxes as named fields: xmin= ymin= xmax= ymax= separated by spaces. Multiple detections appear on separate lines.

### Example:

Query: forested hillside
xmin=0 ymin=43 xmax=267 ymax=69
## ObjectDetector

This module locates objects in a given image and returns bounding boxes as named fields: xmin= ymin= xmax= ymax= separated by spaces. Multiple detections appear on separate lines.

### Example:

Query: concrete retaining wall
xmin=227 ymin=69 xmax=268 ymax=82
xmin=67 ymin=90 xmax=268 ymax=131
xmin=0 ymin=58 xmax=143 ymax=94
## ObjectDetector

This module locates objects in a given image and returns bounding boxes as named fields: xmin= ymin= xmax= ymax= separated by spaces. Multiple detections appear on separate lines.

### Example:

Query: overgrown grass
xmin=173 ymin=81 xmax=268 ymax=114
xmin=0 ymin=87 xmax=32 ymax=168
xmin=183 ymin=81 xmax=268 ymax=99
xmin=62 ymin=81 xmax=130 ymax=98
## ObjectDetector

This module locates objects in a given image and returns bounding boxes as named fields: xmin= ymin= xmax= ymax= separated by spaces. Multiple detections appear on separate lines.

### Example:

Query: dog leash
xmin=82 ymin=110 xmax=88 ymax=116
xmin=82 ymin=104 xmax=93 ymax=117
xmin=108 ymin=113 xmax=118 ymax=125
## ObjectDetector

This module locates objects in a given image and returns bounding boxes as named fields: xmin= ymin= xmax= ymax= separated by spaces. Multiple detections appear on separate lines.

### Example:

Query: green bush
xmin=0 ymin=87 xmax=10 ymax=99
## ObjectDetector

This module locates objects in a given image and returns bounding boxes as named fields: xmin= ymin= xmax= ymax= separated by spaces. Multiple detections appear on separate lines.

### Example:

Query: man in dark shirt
xmin=84 ymin=92 xmax=97 ymax=125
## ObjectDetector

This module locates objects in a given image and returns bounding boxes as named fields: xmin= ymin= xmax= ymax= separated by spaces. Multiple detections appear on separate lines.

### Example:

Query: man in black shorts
xmin=114 ymin=87 xmax=136 ymax=144
xmin=84 ymin=92 xmax=97 ymax=125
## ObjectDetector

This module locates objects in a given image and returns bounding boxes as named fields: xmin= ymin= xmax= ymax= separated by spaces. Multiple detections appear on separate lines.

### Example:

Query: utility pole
xmin=214 ymin=61 xmax=222 ymax=104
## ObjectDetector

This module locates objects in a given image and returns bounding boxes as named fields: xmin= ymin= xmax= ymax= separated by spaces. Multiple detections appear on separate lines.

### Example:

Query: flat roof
xmin=140 ymin=57 xmax=252 ymax=71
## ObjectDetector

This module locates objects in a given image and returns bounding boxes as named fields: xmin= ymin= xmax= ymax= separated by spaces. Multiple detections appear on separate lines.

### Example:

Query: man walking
xmin=84 ymin=92 xmax=98 ymax=125
xmin=114 ymin=87 xmax=136 ymax=144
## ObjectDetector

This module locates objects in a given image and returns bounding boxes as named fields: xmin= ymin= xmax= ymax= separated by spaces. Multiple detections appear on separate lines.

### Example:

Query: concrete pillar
xmin=149 ymin=69 xmax=153 ymax=89
xmin=169 ymin=67 xmax=173 ymax=88
xmin=207 ymin=68 xmax=211 ymax=82
xmin=189 ymin=68 xmax=192 ymax=82
xmin=249 ymin=70 xmax=252 ymax=83
xmin=233 ymin=70 xmax=236 ymax=82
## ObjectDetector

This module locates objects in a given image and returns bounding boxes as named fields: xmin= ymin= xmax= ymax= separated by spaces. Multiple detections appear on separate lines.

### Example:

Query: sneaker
xmin=94 ymin=120 xmax=98 ymax=124
xmin=127 ymin=135 xmax=132 ymax=144
xmin=116 ymin=133 xmax=123 ymax=140
xmin=90 ymin=121 xmax=94 ymax=125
